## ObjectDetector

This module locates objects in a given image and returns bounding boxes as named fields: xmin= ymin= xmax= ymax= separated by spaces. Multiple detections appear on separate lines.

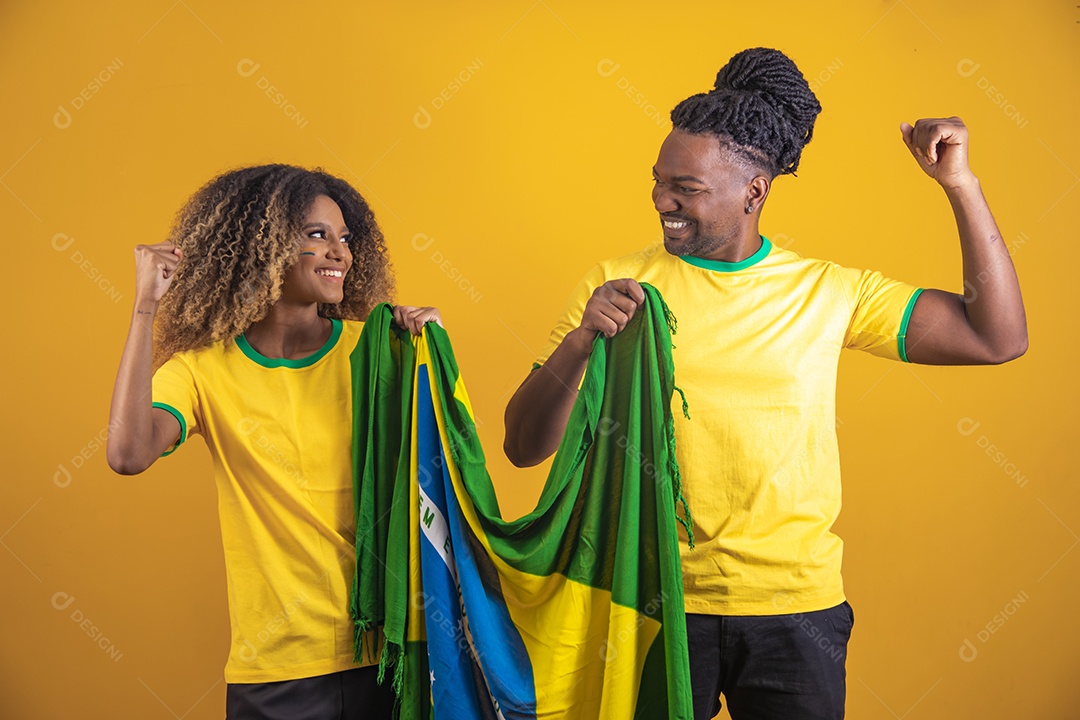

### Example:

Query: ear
xmin=747 ymin=175 xmax=771 ymax=206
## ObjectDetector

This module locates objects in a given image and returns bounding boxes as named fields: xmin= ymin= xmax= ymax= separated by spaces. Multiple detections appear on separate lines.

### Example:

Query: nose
xmin=652 ymin=183 xmax=679 ymax=214
xmin=327 ymin=238 xmax=351 ymax=263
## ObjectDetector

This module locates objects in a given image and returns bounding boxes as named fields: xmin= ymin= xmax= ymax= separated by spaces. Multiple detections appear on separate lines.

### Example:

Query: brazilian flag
xmin=350 ymin=283 xmax=693 ymax=719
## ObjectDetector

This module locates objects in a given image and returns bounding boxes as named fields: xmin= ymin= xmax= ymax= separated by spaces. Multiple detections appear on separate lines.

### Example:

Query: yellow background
xmin=1 ymin=1 xmax=1075 ymax=718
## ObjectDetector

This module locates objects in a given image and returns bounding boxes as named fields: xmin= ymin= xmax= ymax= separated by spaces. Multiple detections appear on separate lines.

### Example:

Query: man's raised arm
xmin=899 ymin=117 xmax=1028 ymax=365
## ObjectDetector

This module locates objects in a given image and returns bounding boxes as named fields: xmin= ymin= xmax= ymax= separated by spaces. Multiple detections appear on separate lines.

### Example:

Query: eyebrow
xmin=651 ymin=167 xmax=706 ymax=184
xmin=302 ymin=222 xmax=351 ymax=234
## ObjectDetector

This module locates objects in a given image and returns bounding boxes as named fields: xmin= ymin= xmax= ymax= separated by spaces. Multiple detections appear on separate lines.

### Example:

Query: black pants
xmin=226 ymin=666 xmax=394 ymax=720
xmin=687 ymin=601 xmax=854 ymax=720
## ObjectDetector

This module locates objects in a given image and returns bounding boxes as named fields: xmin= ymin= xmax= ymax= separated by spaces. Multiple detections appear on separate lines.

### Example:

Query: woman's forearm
xmin=107 ymin=300 xmax=164 ymax=474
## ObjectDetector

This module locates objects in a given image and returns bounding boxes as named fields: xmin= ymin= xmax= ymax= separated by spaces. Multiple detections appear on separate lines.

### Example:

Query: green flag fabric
xmin=350 ymin=282 xmax=693 ymax=719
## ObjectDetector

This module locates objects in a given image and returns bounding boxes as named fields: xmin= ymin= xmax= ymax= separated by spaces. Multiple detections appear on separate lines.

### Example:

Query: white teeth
xmin=664 ymin=220 xmax=689 ymax=229
xmin=316 ymin=269 xmax=342 ymax=277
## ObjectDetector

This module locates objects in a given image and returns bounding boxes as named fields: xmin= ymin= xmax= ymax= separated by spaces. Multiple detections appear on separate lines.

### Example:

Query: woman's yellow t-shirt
xmin=152 ymin=318 xmax=378 ymax=683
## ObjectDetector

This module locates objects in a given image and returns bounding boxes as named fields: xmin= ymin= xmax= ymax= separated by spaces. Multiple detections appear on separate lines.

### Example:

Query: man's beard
xmin=664 ymin=221 xmax=739 ymax=259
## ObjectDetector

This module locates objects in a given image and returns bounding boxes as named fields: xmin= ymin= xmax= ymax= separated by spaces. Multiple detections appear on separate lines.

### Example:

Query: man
xmin=503 ymin=47 xmax=1026 ymax=720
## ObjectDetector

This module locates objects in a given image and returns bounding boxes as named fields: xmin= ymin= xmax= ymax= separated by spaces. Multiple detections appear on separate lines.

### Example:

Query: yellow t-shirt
xmin=152 ymin=318 xmax=378 ymax=683
xmin=537 ymin=238 xmax=922 ymax=616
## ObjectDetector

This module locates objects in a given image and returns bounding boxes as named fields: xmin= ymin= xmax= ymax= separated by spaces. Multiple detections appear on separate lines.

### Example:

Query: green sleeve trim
xmin=531 ymin=362 xmax=542 ymax=371
xmin=152 ymin=402 xmax=187 ymax=456
xmin=678 ymin=236 xmax=772 ymax=273
xmin=236 ymin=318 xmax=343 ymax=368
xmin=898 ymin=288 xmax=925 ymax=363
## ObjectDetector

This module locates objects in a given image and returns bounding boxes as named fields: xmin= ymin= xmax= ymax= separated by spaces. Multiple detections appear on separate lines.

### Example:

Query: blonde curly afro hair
xmin=153 ymin=164 xmax=394 ymax=368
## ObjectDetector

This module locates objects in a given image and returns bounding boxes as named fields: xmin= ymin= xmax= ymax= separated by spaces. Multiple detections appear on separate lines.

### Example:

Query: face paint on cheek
xmin=299 ymin=251 xmax=316 ymax=256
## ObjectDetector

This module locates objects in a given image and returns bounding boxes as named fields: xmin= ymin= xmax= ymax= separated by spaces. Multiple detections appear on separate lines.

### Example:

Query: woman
xmin=107 ymin=164 xmax=439 ymax=718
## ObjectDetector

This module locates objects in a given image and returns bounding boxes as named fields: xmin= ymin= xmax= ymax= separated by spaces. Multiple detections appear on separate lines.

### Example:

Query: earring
xmin=745 ymin=204 xmax=754 ymax=214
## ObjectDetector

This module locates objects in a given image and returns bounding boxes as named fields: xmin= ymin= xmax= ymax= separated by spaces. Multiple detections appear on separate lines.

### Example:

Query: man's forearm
xmin=503 ymin=327 xmax=596 ymax=467
xmin=947 ymin=177 xmax=1028 ymax=360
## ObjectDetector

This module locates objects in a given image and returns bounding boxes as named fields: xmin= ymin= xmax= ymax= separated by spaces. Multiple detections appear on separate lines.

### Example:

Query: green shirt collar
xmin=678 ymin=236 xmax=773 ymax=272
xmin=236 ymin=318 xmax=343 ymax=368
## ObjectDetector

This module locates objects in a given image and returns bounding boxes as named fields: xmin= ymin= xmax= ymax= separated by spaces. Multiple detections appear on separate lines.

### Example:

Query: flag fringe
xmin=659 ymin=295 xmax=694 ymax=549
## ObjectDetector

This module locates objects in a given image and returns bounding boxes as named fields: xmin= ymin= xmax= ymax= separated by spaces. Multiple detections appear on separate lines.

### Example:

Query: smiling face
xmin=652 ymin=129 xmax=769 ymax=260
xmin=280 ymin=194 xmax=353 ymax=306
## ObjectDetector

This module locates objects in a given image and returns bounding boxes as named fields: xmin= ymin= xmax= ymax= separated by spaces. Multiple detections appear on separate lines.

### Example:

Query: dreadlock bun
xmin=671 ymin=47 xmax=822 ymax=176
